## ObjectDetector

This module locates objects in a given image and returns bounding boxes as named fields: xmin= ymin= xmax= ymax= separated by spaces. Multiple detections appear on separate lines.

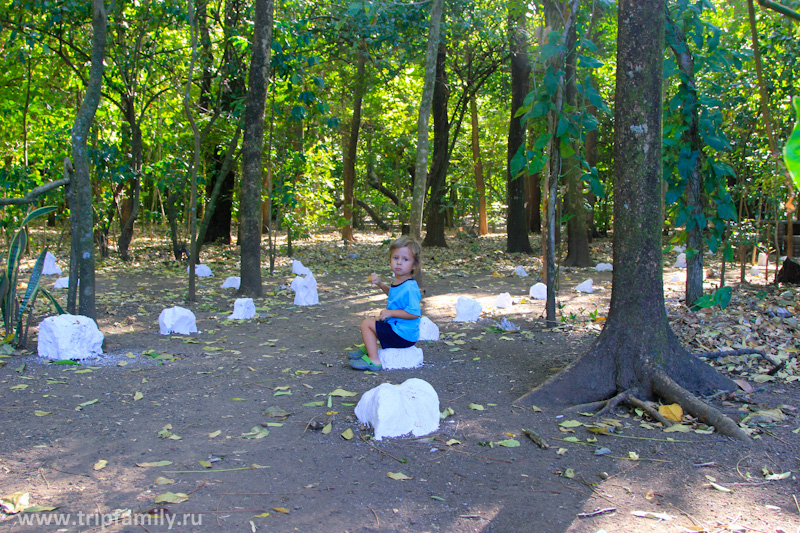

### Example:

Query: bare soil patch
xmin=1 ymin=231 xmax=798 ymax=532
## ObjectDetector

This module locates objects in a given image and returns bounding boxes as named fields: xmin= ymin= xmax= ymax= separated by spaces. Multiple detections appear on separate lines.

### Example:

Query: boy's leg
xmin=360 ymin=319 xmax=381 ymax=363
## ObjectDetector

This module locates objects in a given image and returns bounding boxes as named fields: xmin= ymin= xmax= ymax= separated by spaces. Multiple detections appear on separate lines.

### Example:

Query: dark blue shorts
xmin=376 ymin=320 xmax=415 ymax=349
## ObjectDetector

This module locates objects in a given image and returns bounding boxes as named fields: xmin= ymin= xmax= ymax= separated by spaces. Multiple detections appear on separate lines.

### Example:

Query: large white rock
xmin=355 ymin=378 xmax=439 ymax=441
xmin=418 ymin=316 xmax=440 ymax=341
xmin=594 ymin=262 xmax=613 ymax=272
xmin=292 ymin=260 xmax=312 ymax=276
xmin=42 ymin=252 xmax=62 ymax=276
xmin=221 ymin=276 xmax=240 ymax=289
xmin=228 ymin=298 xmax=257 ymax=320
xmin=494 ymin=292 xmax=513 ymax=308
xmin=158 ymin=306 xmax=198 ymax=335
xmin=575 ymin=279 xmax=594 ymax=293
xmin=37 ymin=314 xmax=103 ymax=361
xmin=293 ymin=273 xmax=319 ymax=306
xmin=188 ymin=264 xmax=214 ymax=277
xmin=454 ymin=296 xmax=481 ymax=322
xmin=674 ymin=253 xmax=687 ymax=268
xmin=379 ymin=346 xmax=424 ymax=369
xmin=529 ymin=282 xmax=547 ymax=300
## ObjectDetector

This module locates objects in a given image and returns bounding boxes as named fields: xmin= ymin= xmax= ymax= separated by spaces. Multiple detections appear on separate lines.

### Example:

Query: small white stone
xmin=228 ymin=298 xmax=257 ymax=320
xmin=37 ymin=314 xmax=103 ymax=361
xmin=158 ymin=306 xmax=198 ymax=335
xmin=594 ymin=262 xmax=613 ymax=272
xmin=674 ymin=253 xmax=687 ymax=268
xmin=42 ymin=252 xmax=62 ymax=276
xmin=221 ymin=276 xmax=240 ymax=289
xmin=494 ymin=292 xmax=513 ymax=308
xmin=453 ymin=296 xmax=481 ymax=322
xmin=418 ymin=317 xmax=440 ymax=341
xmin=355 ymin=378 xmax=439 ymax=441
xmin=379 ymin=346 xmax=424 ymax=369
xmin=514 ymin=265 xmax=528 ymax=277
xmin=188 ymin=264 xmax=213 ymax=277
xmin=575 ymin=279 xmax=594 ymax=293
xmin=529 ymin=282 xmax=547 ymax=300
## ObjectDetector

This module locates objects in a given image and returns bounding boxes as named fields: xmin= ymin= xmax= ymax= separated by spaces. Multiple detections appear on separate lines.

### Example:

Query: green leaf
xmin=785 ymin=96 xmax=800 ymax=190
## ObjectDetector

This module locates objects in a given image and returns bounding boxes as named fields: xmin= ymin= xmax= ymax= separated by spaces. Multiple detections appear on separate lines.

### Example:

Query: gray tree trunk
xmin=238 ymin=0 xmax=273 ymax=297
xmin=409 ymin=0 xmax=445 ymax=240
xmin=69 ymin=0 xmax=107 ymax=320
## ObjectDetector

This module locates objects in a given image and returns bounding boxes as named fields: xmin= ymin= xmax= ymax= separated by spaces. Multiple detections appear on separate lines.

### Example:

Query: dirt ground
xmin=0 ymin=231 xmax=798 ymax=533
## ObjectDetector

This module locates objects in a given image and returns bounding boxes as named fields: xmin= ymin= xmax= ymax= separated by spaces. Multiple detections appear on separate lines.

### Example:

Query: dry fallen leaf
xmin=387 ymin=472 xmax=412 ymax=481
xmin=658 ymin=403 xmax=683 ymax=422
xmin=93 ymin=460 xmax=108 ymax=471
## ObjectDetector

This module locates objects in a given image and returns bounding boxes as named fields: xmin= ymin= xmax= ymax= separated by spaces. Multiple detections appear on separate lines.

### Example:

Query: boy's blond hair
xmin=389 ymin=236 xmax=422 ymax=275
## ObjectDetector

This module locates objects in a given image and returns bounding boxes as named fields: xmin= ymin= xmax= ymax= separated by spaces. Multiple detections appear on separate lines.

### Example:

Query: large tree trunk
xmin=341 ymin=51 xmax=366 ymax=243
xmin=506 ymin=0 xmax=532 ymax=254
xmin=69 ymin=0 xmax=107 ymax=320
xmin=517 ymin=0 xmax=747 ymax=443
xmin=238 ymin=0 xmax=273 ymax=297
xmin=469 ymin=96 xmax=489 ymax=235
xmin=423 ymin=41 xmax=449 ymax=248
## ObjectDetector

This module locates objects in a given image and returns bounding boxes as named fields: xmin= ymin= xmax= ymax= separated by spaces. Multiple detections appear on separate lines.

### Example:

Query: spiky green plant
xmin=0 ymin=206 xmax=65 ymax=347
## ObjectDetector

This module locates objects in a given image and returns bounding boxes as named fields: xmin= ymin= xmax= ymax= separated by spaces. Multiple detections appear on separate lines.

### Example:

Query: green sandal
xmin=349 ymin=355 xmax=382 ymax=371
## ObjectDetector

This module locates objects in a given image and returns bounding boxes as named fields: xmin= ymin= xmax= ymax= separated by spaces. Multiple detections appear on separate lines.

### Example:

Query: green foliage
xmin=692 ymin=285 xmax=732 ymax=310
xmin=0 ymin=206 xmax=64 ymax=347
xmin=785 ymin=96 xmax=800 ymax=190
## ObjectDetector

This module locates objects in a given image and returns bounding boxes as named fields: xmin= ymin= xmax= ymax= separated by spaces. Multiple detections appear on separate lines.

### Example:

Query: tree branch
xmin=0 ymin=178 xmax=71 ymax=206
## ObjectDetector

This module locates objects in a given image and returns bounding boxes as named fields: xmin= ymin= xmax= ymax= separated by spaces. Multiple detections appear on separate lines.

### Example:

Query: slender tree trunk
xmin=341 ymin=51 xmax=366 ymax=243
xmin=409 ymin=0 xmax=445 ymax=240
xmin=118 ymin=96 xmax=142 ymax=261
xmin=747 ymin=0 xmax=795 ymax=257
xmin=470 ymin=96 xmax=489 ymax=235
xmin=562 ymin=18 xmax=591 ymax=267
xmin=423 ymin=41 xmax=449 ymax=248
xmin=238 ymin=0 xmax=273 ymax=297
xmin=506 ymin=0 xmax=532 ymax=254
xmin=69 ymin=0 xmax=107 ymax=320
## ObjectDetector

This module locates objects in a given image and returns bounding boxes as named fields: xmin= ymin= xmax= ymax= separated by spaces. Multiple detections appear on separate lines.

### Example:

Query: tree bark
xmin=409 ymin=0 xmax=445 ymax=240
xmin=68 ymin=0 xmax=106 ymax=320
xmin=423 ymin=41 xmax=449 ymax=248
xmin=238 ymin=0 xmax=273 ymax=297
xmin=506 ymin=0 xmax=532 ymax=254
xmin=517 ymin=0 xmax=747 ymax=442
xmin=341 ymin=51 xmax=366 ymax=243
xmin=562 ymin=13 xmax=591 ymax=267
xmin=470 ymin=96 xmax=489 ymax=235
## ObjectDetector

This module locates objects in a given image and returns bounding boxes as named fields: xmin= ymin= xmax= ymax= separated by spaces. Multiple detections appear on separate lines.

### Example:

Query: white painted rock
xmin=418 ymin=316 xmax=440 ymax=341
xmin=228 ymin=298 xmax=257 ymax=320
xmin=575 ymin=279 xmax=594 ymax=293
xmin=221 ymin=276 xmax=240 ymax=289
xmin=514 ymin=265 xmax=528 ymax=277
xmin=158 ymin=306 xmax=198 ymax=335
xmin=758 ymin=252 xmax=768 ymax=267
xmin=594 ymin=262 xmax=613 ymax=272
xmin=454 ymin=296 xmax=482 ymax=322
xmin=529 ymin=282 xmax=547 ymax=300
xmin=355 ymin=378 xmax=439 ymax=441
xmin=379 ymin=346 xmax=424 ymax=370
xmin=292 ymin=259 xmax=311 ymax=276
xmin=494 ymin=292 xmax=513 ymax=308
xmin=54 ymin=277 xmax=70 ymax=289
xmin=293 ymin=273 xmax=319 ymax=306
xmin=669 ymin=273 xmax=681 ymax=283
xmin=188 ymin=264 xmax=214 ymax=277
xmin=42 ymin=252 xmax=62 ymax=276
xmin=674 ymin=253 xmax=687 ymax=268
xmin=673 ymin=245 xmax=686 ymax=253
xmin=751 ymin=265 xmax=760 ymax=277
xmin=37 ymin=314 xmax=103 ymax=361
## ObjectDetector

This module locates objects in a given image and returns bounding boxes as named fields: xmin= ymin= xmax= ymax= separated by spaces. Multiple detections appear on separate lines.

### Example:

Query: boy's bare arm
xmin=369 ymin=272 xmax=390 ymax=295
xmin=379 ymin=309 xmax=419 ymax=321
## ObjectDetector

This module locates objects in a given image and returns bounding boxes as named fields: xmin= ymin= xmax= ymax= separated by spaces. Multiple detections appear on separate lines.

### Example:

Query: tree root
xmin=624 ymin=396 xmax=674 ymax=427
xmin=697 ymin=348 xmax=783 ymax=374
xmin=651 ymin=370 xmax=750 ymax=442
